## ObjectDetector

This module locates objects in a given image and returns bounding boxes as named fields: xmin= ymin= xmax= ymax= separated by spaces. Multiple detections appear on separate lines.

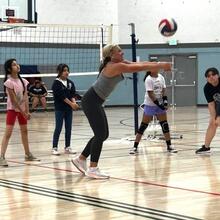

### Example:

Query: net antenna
xmin=99 ymin=24 xmax=113 ymax=62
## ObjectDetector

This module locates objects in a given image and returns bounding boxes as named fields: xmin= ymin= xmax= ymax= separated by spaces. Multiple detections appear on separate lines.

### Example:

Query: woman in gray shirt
xmin=72 ymin=44 xmax=171 ymax=179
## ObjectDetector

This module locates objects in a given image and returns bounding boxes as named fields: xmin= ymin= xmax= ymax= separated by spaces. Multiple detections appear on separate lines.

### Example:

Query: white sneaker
xmin=167 ymin=146 xmax=178 ymax=153
xmin=52 ymin=148 xmax=60 ymax=156
xmin=85 ymin=167 xmax=110 ymax=179
xmin=64 ymin=147 xmax=77 ymax=154
xmin=71 ymin=156 xmax=87 ymax=174
xmin=129 ymin=147 xmax=138 ymax=155
xmin=0 ymin=156 xmax=8 ymax=167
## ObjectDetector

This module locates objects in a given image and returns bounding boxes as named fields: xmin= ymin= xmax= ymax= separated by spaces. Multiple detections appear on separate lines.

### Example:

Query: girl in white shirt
xmin=130 ymin=70 xmax=178 ymax=154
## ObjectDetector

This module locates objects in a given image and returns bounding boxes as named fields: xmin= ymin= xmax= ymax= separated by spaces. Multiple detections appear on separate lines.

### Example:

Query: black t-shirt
xmin=52 ymin=78 xmax=76 ymax=111
xmin=29 ymin=85 xmax=47 ymax=95
xmin=204 ymin=78 xmax=220 ymax=103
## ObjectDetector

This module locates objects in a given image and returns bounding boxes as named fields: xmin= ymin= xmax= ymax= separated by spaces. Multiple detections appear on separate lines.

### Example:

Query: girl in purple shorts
xmin=129 ymin=70 xmax=178 ymax=154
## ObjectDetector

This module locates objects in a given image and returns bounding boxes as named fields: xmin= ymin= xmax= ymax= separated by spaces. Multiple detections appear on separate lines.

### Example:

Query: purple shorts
xmin=144 ymin=105 xmax=166 ymax=116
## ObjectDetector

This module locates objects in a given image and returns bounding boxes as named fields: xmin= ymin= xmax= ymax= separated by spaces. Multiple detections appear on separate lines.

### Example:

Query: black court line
xmin=0 ymin=179 xmax=202 ymax=220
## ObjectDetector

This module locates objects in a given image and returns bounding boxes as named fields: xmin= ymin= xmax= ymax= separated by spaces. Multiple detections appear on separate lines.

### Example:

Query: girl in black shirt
xmin=29 ymin=80 xmax=47 ymax=111
xmin=52 ymin=64 xmax=79 ymax=155
xmin=196 ymin=67 xmax=220 ymax=154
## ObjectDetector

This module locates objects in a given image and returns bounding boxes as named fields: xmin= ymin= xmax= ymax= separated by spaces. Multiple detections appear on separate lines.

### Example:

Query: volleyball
xmin=158 ymin=18 xmax=177 ymax=37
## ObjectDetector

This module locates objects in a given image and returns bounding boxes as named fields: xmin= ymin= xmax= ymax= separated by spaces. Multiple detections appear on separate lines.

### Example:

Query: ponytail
xmin=98 ymin=56 xmax=111 ymax=74
xmin=98 ymin=44 xmax=121 ymax=76
xmin=3 ymin=74 xmax=7 ymax=96
xmin=143 ymin=71 xmax=151 ymax=82
xmin=17 ymin=73 xmax=25 ymax=94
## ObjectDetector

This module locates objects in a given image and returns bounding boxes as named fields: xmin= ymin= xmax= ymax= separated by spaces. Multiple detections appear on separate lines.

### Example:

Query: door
xmin=149 ymin=54 xmax=197 ymax=106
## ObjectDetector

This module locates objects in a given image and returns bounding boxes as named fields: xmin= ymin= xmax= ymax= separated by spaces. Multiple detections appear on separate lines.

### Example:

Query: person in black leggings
xmin=81 ymin=88 xmax=108 ymax=163
xmin=71 ymin=44 xmax=172 ymax=179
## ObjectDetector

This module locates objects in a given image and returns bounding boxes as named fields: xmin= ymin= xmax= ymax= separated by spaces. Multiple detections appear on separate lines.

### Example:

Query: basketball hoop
xmin=7 ymin=18 xmax=25 ymax=23
xmin=7 ymin=18 xmax=24 ymax=35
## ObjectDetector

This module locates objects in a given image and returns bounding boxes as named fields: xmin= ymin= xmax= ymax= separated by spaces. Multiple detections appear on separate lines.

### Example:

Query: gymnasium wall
xmin=36 ymin=0 xmax=119 ymax=43
xmin=117 ymin=0 xmax=219 ymax=44
xmin=37 ymin=0 xmax=220 ymax=44
xmin=1 ymin=44 xmax=219 ymax=105
xmin=98 ymin=46 xmax=220 ymax=106
xmin=129 ymin=46 xmax=220 ymax=106
xmin=3 ymin=0 xmax=219 ymax=106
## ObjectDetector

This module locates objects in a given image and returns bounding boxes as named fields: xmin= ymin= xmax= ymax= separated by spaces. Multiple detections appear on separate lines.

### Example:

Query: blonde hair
xmin=102 ymin=44 xmax=121 ymax=59
xmin=99 ymin=44 xmax=121 ymax=74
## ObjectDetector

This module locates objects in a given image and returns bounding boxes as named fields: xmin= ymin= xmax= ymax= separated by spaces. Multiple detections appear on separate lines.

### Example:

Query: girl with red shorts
xmin=0 ymin=59 xmax=40 ymax=167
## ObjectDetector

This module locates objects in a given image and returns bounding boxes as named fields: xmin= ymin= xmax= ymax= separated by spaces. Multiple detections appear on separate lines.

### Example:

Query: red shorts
xmin=6 ymin=110 xmax=27 ymax=125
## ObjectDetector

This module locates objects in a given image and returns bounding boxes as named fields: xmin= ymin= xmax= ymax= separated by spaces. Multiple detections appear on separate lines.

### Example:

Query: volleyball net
xmin=0 ymin=22 xmax=113 ymax=91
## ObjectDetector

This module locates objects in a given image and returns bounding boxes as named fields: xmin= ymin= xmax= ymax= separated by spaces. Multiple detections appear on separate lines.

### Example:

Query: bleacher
xmin=0 ymin=89 xmax=85 ymax=112
xmin=0 ymin=63 xmax=86 ymax=112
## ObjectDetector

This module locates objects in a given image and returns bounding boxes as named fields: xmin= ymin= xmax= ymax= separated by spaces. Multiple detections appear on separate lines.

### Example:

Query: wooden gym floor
xmin=0 ymin=106 xmax=220 ymax=220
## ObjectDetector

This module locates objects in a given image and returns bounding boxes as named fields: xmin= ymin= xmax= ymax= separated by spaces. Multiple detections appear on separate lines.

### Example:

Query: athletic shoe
xmin=129 ymin=147 xmax=138 ymax=155
xmin=167 ymin=146 xmax=178 ymax=153
xmin=25 ymin=152 xmax=41 ymax=161
xmin=52 ymin=148 xmax=60 ymax=156
xmin=195 ymin=145 xmax=211 ymax=154
xmin=85 ymin=167 xmax=110 ymax=179
xmin=71 ymin=156 xmax=87 ymax=174
xmin=64 ymin=147 xmax=77 ymax=154
xmin=0 ymin=156 xmax=8 ymax=167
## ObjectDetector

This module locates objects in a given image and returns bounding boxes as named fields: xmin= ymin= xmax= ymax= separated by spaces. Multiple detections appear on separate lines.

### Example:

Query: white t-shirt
xmin=4 ymin=77 xmax=29 ymax=112
xmin=144 ymin=74 xmax=166 ymax=106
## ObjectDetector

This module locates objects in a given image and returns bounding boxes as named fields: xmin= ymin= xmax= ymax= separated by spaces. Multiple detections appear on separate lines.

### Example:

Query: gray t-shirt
xmin=92 ymin=72 xmax=124 ymax=100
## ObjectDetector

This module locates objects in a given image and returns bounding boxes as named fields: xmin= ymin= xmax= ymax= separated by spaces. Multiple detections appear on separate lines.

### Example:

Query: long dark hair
xmin=143 ymin=71 xmax=151 ymax=82
xmin=4 ymin=58 xmax=25 ymax=96
xmin=56 ymin=63 xmax=69 ymax=78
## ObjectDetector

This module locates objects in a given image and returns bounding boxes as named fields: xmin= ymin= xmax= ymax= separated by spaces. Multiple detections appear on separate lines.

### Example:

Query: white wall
xmin=36 ymin=0 xmax=119 ymax=42
xmin=36 ymin=0 xmax=220 ymax=44
xmin=37 ymin=0 xmax=118 ymax=25
xmin=118 ymin=0 xmax=220 ymax=44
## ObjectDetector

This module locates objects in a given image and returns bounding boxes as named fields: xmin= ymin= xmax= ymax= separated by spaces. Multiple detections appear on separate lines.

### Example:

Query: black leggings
xmin=81 ymin=87 xmax=109 ymax=163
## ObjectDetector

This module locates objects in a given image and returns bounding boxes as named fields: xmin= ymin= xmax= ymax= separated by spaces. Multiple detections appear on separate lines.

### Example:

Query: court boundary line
xmin=0 ymin=179 xmax=202 ymax=220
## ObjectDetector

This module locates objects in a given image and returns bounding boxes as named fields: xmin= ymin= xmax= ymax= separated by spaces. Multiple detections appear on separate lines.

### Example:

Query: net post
xmin=128 ymin=23 xmax=139 ymax=134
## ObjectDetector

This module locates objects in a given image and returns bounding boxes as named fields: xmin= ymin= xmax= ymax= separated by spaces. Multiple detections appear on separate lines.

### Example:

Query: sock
xmin=133 ymin=142 xmax=139 ymax=149
xmin=166 ymin=140 xmax=171 ymax=148
xmin=89 ymin=167 xmax=97 ymax=171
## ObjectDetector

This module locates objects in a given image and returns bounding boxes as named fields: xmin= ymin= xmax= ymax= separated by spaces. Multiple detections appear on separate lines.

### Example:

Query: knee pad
xmin=159 ymin=120 xmax=169 ymax=133
xmin=137 ymin=122 xmax=148 ymax=134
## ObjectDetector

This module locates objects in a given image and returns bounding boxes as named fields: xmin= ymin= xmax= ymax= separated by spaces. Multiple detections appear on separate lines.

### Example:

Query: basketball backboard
xmin=0 ymin=0 xmax=37 ymax=23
